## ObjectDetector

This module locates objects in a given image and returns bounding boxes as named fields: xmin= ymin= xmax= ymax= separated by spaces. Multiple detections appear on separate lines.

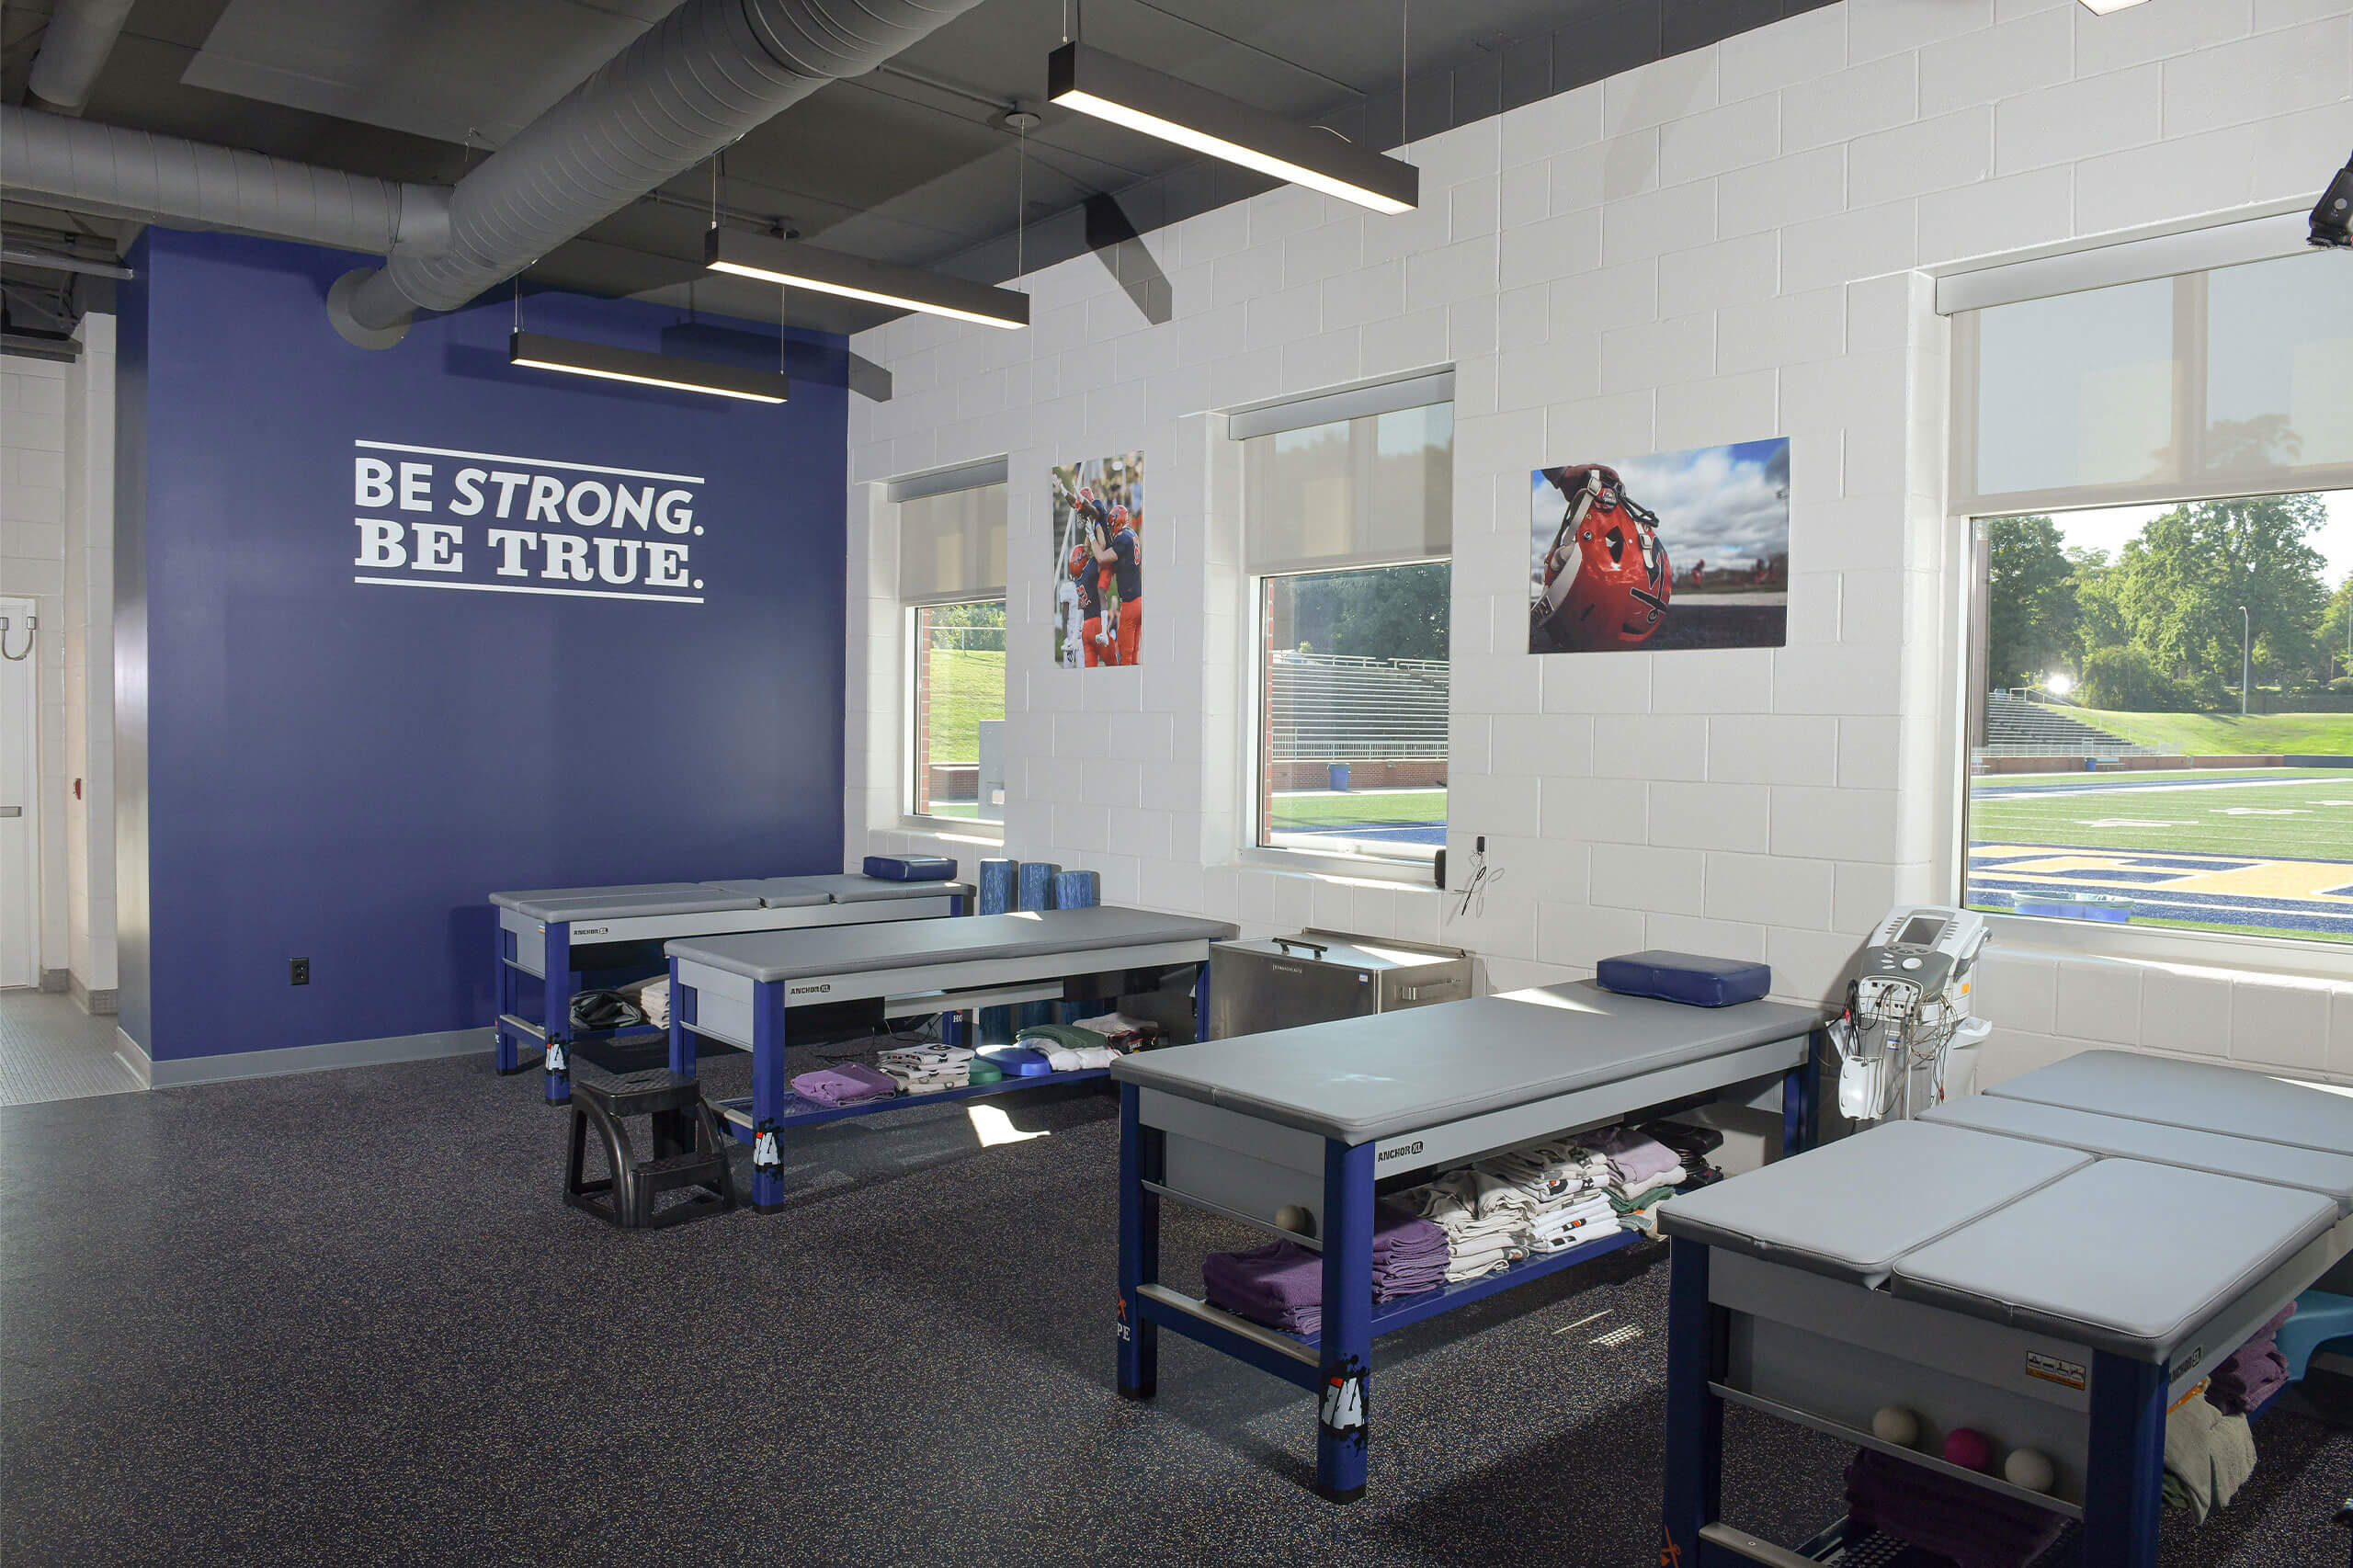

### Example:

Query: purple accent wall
xmin=115 ymin=229 xmax=847 ymax=1062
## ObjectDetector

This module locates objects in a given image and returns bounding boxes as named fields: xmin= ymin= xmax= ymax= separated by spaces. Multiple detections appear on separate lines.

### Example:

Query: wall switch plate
xmin=290 ymin=958 xmax=310 ymax=986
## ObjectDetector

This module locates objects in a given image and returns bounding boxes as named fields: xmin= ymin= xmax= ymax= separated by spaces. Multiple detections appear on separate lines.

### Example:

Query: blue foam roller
xmin=977 ymin=1045 xmax=1053 ymax=1076
xmin=1017 ymin=861 xmax=1062 ymax=911
xmin=977 ymin=858 xmax=1017 ymax=915
xmin=863 ymin=854 xmax=956 ymax=881
xmin=1595 ymin=950 xmax=1770 ymax=1008
xmin=1054 ymin=869 xmax=1099 ymax=910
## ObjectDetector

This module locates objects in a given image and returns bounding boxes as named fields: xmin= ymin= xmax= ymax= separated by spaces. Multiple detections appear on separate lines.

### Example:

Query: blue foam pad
xmin=977 ymin=1045 xmax=1054 ymax=1076
xmin=1595 ymin=950 xmax=1770 ymax=1008
xmin=861 ymin=855 xmax=957 ymax=882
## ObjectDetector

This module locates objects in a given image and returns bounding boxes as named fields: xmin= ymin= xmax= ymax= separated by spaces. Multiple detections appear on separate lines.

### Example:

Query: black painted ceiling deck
xmin=2 ymin=0 xmax=1836 ymax=335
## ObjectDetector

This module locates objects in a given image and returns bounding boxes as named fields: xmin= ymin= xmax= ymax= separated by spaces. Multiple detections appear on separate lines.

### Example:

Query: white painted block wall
xmin=2 ymin=326 xmax=118 ymax=1002
xmin=846 ymin=0 xmax=2353 ymax=1086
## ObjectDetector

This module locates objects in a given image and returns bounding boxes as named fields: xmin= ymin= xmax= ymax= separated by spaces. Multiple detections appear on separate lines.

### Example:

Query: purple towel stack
xmin=1203 ymin=1203 xmax=1451 ymax=1335
xmin=1843 ymin=1450 xmax=2066 ymax=1568
xmin=789 ymin=1062 xmax=898 ymax=1108
xmin=1586 ymin=1127 xmax=1682 ymax=1188
xmin=2208 ymin=1301 xmax=2298 ymax=1415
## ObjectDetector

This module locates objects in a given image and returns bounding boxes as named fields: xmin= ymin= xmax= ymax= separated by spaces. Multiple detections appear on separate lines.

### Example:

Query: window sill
xmin=897 ymin=817 xmax=1005 ymax=847
xmin=1233 ymin=845 xmax=1441 ymax=892
xmin=1982 ymin=908 xmax=2353 ymax=985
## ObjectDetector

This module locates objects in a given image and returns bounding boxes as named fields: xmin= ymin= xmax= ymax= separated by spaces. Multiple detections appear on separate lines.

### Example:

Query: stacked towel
xmin=1416 ymin=1171 xmax=1529 ymax=1281
xmin=1477 ymin=1140 xmax=1608 ymax=1204
xmin=1022 ymin=1041 xmax=1120 ymax=1073
xmin=1070 ymin=1011 xmax=1161 ymax=1050
xmin=623 ymin=974 xmax=671 ymax=1030
xmin=1584 ymin=1127 xmax=1683 ymax=1189
xmin=877 ymin=1045 xmax=973 ymax=1094
xmin=2163 ymin=1391 xmax=2256 ymax=1521
xmin=1521 ymin=1193 xmax=1619 ymax=1253
xmin=1201 ymin=1203 xmax=1448 ymax=1335
xmin=789 ymin=1062 xmax=897 ymax=1108
xmin=2207 ymin=1302 xmax=2296 ymax=1416
xmin=1843 ymin=1449 xmax=2067 ymax=1568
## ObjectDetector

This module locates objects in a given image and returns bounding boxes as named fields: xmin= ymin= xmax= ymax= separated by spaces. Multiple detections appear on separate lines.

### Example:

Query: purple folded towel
xmin=790 ymin=1062 xmax=897 ymax=1107
xmin=1587 ymin=1127 xmax=1682 ymax=1187
xmin=1203 ymin=1202 xmax=1450 ymax=1332
xmin=1844 ymin=1450 xmax=2065 ymax=1568
xmin=2208 ymin=1301 xmax=2298 ymax=1415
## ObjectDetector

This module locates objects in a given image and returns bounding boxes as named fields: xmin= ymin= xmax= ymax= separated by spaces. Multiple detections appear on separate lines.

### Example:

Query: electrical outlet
xmin=290 ymin=958 xmax=310 ymax=986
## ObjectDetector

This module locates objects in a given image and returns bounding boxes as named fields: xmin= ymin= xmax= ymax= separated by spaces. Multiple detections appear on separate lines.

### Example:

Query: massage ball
xmin=1943 ymin=1427 xmax=1996 ymax=1472
xmin=1276 ymin=1204 xmax=1315 ymax=1237
xmin=2003 ymin=1448 xmax=2056 ymax=1493
xmin=1870 ymin=1405 xmax=1920 ymax=1447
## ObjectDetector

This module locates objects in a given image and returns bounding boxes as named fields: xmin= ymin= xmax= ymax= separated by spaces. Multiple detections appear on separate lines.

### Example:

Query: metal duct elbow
xmin=0 ymin=105 xmax=451 ymax=258
xmin=334 ymin=0 xmax=986 ymax=345
xmin=27 ymin=0 xmax=137 ymax=115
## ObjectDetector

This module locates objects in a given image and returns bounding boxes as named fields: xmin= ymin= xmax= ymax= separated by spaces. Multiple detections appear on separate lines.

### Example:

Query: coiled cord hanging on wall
xmin=0 ymin=615 xmax=32 ymax=662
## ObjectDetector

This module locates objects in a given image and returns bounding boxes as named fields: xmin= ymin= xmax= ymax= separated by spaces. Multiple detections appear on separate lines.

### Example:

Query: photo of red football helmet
xmin=1531 ymin=463 xmax=1672 ymax=652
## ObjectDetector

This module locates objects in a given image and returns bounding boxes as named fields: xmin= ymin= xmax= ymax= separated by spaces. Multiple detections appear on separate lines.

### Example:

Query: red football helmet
xmin=1066 ymin=544 xmax=1091 ymax=582
xmin=1532 ymin=464 xmax=1671 ymax=651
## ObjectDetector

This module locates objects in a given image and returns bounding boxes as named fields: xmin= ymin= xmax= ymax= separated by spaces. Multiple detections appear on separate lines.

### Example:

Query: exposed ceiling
xmin=0 ymin=0 xmax=1794 ymax=337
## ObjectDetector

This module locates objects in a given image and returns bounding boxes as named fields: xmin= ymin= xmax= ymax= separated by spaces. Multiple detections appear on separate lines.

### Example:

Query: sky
xmin=2034 ymin=490 xmax=2353 ymax=585
xmin=1528 ymin=437 xmax=1790 ymax=585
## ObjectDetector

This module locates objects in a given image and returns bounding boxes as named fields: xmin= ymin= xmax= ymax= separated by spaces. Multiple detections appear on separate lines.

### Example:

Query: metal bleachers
xmin=1982 ymin=690 xmax=2164 ymax=757
xmin=1266 ymin=652 xmax=1449 ymax=762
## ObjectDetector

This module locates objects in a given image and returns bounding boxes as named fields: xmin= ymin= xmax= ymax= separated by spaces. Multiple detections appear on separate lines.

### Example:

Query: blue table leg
xmin=542 ymin=922 xmax=574 ymax=1105
xmin=1663 ymin=1238 xmax=1724 ymax=1567
xmin=2084 ymin=1352 xmax=2165 ymax=1568
xmin=1314 ymin=1137 xmax=1375 ymax=1503
xmin=666 ymin=959 xmax=694 ymax=1077
xmin=748 ymin=977 xmax=789 ymax=1214
xmin=1782 ymin=1056 xmax=1812 ymax=1158
xmin=1193 ymin=959 xmax=1213 ymax=1043
xmin=493 ymin=921 xmax=521 ymax=1073
xmin=1117 ymin=1083 xmax=1161 ymax=1400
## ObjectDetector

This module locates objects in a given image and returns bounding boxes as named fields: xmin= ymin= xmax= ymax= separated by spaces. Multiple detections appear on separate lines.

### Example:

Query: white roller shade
xmin=1243 ymin=403 xmax=1452 ymax=575
xmin=897 ymin=482 xmax=1007 ymax=602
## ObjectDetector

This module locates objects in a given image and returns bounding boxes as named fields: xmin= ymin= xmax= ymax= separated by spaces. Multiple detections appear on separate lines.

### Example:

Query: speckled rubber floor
xmin=4 ymin=1046 xmax=2348 ymax=1566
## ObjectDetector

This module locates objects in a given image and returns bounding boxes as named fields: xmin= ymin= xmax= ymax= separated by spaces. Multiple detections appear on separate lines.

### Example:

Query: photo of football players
xmin=1528 ymin=437 xmax=1790 ymax=654
xmin=1051 ymin=452 xmax=1144 ymax=668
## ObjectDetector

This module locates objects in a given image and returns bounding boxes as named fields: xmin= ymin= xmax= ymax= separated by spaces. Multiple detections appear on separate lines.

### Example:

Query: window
xmin=1957 ymin=250 xmax=2353 ymax=951
xmin=1241 ymin=390 xmax=1452 ymax=863
xmin=896 ymin=473 xmax=1007 ymax=825
xmin=909 ymin=599 xmax=1006 ymax=823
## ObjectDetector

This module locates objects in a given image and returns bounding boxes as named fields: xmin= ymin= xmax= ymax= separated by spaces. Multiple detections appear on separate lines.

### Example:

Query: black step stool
xmin=563 ymin=1070 xmax=736 ymax=1230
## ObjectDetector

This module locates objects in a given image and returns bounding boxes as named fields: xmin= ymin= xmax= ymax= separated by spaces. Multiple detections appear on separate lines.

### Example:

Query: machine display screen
xmin=1897 ymin=915 xmax=1944 ymax=948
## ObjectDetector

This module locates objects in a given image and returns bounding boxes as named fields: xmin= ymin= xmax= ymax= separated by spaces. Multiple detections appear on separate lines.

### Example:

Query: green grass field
xmin=921 ymin=647 xmax=1004 ymax=763
xmin=1267 ymin=789 xmax=1448 ymax=830
xmin=2063 ymin=707 xmax=2353 ymax=756
xmin=1972 ymin=767 xmax=2353 ymax=859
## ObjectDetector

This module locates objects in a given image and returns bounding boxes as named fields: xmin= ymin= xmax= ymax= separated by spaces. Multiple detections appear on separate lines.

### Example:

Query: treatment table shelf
xmin=1109 ymin=983 xmax=1828 ymax=1503
xmin=710 ymin=1066 xmax=1111 ymax=1132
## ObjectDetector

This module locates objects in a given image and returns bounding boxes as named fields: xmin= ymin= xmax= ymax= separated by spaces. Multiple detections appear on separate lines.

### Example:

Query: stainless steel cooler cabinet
xmin=1207 ymin=930 xmax=1471 ymax=1039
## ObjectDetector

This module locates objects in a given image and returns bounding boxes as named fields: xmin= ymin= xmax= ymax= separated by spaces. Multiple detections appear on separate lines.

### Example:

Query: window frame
xmin=1247 ymin=553 xmax=1452 ymax=871
xmin=902 ymin=594 xmax=1007 ymax=834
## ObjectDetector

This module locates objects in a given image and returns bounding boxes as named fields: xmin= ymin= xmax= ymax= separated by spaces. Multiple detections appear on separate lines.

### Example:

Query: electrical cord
xmin=1447 ymin=836 xmax=1503 ymax=921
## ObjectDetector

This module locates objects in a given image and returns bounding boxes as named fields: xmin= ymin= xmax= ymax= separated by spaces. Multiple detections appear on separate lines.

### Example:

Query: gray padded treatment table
xmin=1986 ymin=1046 xmax=2353 ymax=1156
xmin=1887 ymin=1158 xmax=2337 ymax=1361
xmin=1923 ymin=1093 xmax=2353 ymax=1216
xmin=670 ymin=906 xmax=1236 ymax=990
xmin=1113 ymin=983 xmax=1825 ymax=1145
xmin=664 ymin=904 xmax=1237 ymax=1214
xmin=1110 ymin=981 xmax=1829 ymax=1504
xmin=489 ymin=873 xmax=972 ymax=1098
xmin=1655 ymin=1120 xmax=2090 ymax=1286
xmin=1660 ymin=1048 xmax=2353 ymax=1568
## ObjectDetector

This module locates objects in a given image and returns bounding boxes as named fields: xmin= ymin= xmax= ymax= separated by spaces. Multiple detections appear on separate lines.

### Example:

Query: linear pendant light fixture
xmin=508 ymin=331 xmax=790 ymax=403
xmin=705 ymin=228 xmax=1031 ymax=330
xmin=1047 ymin=41 xmax=1418 ymax=215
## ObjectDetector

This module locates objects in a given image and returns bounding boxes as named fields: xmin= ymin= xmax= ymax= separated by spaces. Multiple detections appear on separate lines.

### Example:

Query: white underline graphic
xmin=353 ymin=576 xmax=702 ymax=605
xmin=352 ymin=439 xmax=705 ymax=485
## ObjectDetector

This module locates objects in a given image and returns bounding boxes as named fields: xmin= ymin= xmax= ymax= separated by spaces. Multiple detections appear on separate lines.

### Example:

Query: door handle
xmin=0 ymin=806 xmax=18 ymax=817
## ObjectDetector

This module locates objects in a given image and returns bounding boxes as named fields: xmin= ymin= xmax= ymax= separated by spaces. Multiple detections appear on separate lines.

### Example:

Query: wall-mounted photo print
xmin=1528 ymin=437 xmax=1790 ymax=653
xmin=1051 ymin=451 xmax=1145 ymax=668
